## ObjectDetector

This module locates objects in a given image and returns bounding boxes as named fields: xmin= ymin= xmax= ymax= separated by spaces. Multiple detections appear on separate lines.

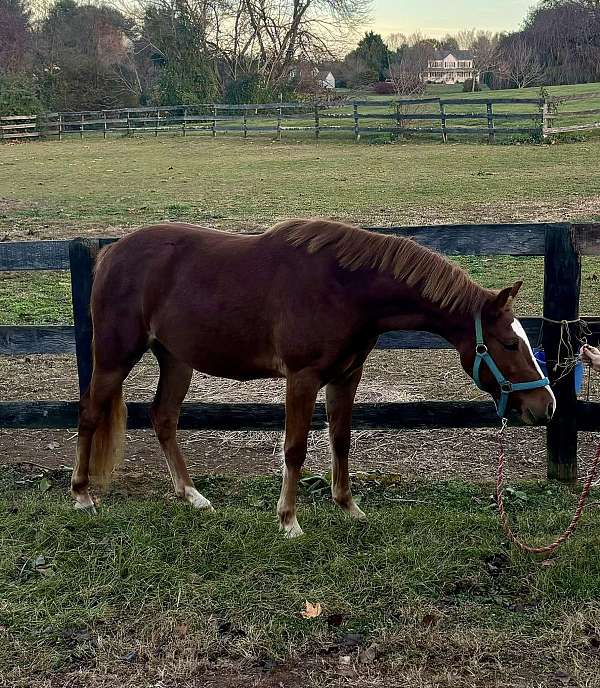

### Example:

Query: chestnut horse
xmin=72 ymin=219 xmax=555 ymax=537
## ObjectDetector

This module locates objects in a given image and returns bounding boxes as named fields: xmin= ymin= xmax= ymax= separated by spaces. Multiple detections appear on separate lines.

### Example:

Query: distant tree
xmin=386 ymin=32 xmax=408 ymax=51
xmin=497 ymin=35 xmax=543 ymax=88
xmin=0 ymin=0 xmax=31 ymax=73
xmin=388 ymin=40 xmax=432 ymax=96
xmin=523 ymin=0 xmax=600 ymax=85
xmin=440 ymin=34 xmax=459 ymax=52
xmin=132 ymin=0 xmax=370 ymax=103
xmin=351 ymin=31 xmax=390 ymax=81
xmin=470 ymin=31 xmax=500 ymax=90
xmin=35 ymin=0 xmax=138 ymax=109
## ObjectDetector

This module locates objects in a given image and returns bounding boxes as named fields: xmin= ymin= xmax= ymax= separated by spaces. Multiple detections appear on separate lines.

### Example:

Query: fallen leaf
xmin=175 ymin=623 xmax=188 ymax=638
xmin=541 ymin=559 xmax=557 ymax=567
xmin=301 ymin=601 xmax=322 ymax=619
xmin=46 ymin=441 xmax=60 ymax=450
xmin=39 ymin=478 xmax=52 ymax=493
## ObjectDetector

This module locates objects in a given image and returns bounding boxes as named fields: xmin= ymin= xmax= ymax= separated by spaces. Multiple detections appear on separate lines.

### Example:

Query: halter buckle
xmin=476 ymin=344 xmax=488 ymax=355
xmin=500 ymin=381 xmax=513 ymax=393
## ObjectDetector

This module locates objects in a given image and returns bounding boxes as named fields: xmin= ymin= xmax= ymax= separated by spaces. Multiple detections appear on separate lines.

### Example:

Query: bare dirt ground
xmin=2 ymin=349 xmax=599 ymax=489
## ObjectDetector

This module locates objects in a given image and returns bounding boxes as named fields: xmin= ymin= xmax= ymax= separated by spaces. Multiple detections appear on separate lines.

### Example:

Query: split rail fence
xmin=1 ymin=223 xmax=600 ymax=482
xmin=4 ymin=93 xmax=600 ymax=142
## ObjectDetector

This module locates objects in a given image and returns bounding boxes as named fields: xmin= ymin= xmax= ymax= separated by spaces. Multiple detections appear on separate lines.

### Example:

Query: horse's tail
xmin=89 ymin=387 xmax=127 ymax=488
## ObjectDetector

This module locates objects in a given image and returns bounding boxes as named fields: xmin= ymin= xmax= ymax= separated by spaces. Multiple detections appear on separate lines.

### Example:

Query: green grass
xmin=2 ymin=469 xmax=600 ymax=683
xmin=1 ymin=136 xmax=599 ymax=325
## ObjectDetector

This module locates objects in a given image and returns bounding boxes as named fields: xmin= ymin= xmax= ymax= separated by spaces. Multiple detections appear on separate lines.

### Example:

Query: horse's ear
xmin=489 ymin=280 xmax=523 ymax=314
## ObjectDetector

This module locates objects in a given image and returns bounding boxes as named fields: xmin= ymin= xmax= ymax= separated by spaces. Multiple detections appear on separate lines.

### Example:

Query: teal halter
xmin=473 ymin=314 xmax=550 ymax=418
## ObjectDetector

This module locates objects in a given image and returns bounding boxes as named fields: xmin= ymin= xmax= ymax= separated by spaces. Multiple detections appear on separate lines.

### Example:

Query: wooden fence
xmin=0 ymin=115 xmax=39 ymax=141
xmin=5 ymin=93 xmax=600 ymax=143
xmin=1 ymin=223 xmax=600 ymax=482
xmin=545 ymin=91 xmax=600 ymax=136
xmin=13 ymin=96 xmax=547 ymax=143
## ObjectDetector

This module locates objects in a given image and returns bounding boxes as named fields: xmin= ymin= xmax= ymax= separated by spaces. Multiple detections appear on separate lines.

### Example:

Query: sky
xmin=367 ymin=0 xmax=535 ymax=39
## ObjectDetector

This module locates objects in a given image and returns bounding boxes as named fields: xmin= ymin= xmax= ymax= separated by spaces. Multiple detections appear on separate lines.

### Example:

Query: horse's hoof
xmin=74 ymin=498 xmax=97 ymax=515
xmin=280 ymin=517 xmax=304 ymax=539
xmin=185 ymin=487 xmax=214 ymax=511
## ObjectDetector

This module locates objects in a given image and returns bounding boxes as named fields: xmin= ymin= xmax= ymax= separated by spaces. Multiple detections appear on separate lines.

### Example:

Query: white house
xmin=316 ymin=70 xmax=335 ymax=90
xmin=425 ymin=50 xmax=475 ymax=84
xmin=289 ymin=64 xmax=336 ymax=91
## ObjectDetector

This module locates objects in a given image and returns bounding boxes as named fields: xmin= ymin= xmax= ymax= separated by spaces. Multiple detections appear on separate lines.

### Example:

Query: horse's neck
xmin=364 ymin=272 xmax=471 ymax=350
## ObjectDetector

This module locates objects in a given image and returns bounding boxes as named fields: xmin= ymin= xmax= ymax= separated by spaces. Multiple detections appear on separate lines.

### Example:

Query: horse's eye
xmin=502 ymin=340 xmax=520 ymax=351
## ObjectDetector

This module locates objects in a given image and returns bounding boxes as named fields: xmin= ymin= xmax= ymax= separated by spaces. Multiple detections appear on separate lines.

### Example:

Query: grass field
xmin=2 ymin=126 xmax=600 ymax=686
xmin=1 ymin=135 xmax=600 ymax=322
xmin=3 ymin=467 xmax=600 ymax=687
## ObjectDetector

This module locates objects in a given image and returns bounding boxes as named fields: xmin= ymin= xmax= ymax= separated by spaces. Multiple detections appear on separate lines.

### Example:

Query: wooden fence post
xmin=486 ymin=101 xmax=495 ymax=144
xmin=277 ymin=105 xmax=282 ymax=140
xmin=353 ymin=101 xmax=360 ymax=142
xmin=182 ymin=107 xmax=187 ymax=137
xmin=439 ymin=100 xmax=448 ymax=143
xmin=542 ymin=100 xmax=549 ymax=139
xmin=69 ymin=238 xmax=100 ymax=395
xmin=243 ymin=110 xmax=247 ymax=138
xmin=212 ymin=105 xmax=217 ymax=137
xmin=314 ymin=104 xmax=320 ymax=141
xmin=103 ymin=111 xmax=107 ymax=140
xmin=155 ymin=108 xmax=159 ymax=137
xmin=80 ymin=114 xmax=84 ymax=141
xmin=543 ymin=224 xmax=581 ymax=483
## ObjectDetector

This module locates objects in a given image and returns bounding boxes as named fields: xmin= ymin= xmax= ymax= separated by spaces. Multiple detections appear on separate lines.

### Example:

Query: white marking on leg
xmin=512 ymin=318 xmax=556 ymax=411
xmin=277 ymin=466 xmax=303 ymax=538
xmin=184 ymin=486 xmax=214 ymax=511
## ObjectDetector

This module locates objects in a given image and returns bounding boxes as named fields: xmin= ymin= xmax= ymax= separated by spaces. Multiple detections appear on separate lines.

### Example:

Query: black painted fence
xmin=1 ymin=223 xmax=600 ymax=482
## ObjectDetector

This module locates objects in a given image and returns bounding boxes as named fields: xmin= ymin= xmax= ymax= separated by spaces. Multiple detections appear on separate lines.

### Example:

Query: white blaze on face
xmin=511 ymin=318 xmax=556 ymax=412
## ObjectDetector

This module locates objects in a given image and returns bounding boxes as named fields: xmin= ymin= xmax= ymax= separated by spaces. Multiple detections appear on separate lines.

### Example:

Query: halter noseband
xmin=473 ymin=314 xmax=550 ymax=418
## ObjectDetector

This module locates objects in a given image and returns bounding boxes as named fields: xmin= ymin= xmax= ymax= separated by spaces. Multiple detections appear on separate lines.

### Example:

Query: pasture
xmin=2 ymin=134 xmax=600 ymax=687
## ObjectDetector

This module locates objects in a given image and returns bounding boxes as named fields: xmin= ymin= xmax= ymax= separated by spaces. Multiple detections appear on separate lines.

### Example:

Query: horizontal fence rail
xmin=1 ymin=223 xmax=599 ymax=482
xmin=3 ymin=223 xmax=600 ymax=274
xmin=2 ymin=318 xmax=599 ymax=357
xmin=1 ymin=400 xmax=599 ymax=432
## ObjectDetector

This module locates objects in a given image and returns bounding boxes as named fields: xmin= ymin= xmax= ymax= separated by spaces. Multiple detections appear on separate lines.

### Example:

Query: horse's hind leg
xmin=326 ymin=367 xmax=366 ymax=520
xmin=150 ymin=342 xmax=213 ymax=511
xmin=72 ymin=366 xmax=129 ymax=511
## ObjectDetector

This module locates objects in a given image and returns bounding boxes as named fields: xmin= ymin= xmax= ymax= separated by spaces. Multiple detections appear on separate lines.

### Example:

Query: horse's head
xmin=459 ymin=281 xmax=555 ymax=425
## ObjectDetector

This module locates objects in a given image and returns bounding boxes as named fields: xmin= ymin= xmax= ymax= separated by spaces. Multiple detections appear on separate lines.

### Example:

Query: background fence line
xmin=4 ymin=94 xmax=599 ymax=143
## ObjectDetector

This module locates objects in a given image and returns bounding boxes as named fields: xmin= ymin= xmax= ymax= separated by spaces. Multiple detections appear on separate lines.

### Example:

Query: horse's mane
xmin=268 ymin=219 xmax=494 ymax=315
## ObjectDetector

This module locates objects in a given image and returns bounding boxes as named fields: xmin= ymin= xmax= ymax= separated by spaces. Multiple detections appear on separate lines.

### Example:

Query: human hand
xmin=581 ymin=344 xmax=600 ymax=372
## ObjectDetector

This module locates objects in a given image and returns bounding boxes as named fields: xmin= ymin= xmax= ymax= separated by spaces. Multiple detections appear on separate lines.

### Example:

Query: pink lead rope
xmin=495 ymin=419 xmax=600 ymax=556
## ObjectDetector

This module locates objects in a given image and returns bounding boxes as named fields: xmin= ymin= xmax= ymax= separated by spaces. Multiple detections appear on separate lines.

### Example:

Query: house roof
xmin=317 ymin=70 xmax=333 ymax=79
xmin=432 ymin=49 xmax=473 ymax=60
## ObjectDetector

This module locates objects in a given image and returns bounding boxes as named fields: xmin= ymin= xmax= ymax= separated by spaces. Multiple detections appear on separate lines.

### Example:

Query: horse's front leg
xmin=277 ymin=370 xmax=320 ymax=538
xmin=326 ymin=366 xmax=366 ymax=520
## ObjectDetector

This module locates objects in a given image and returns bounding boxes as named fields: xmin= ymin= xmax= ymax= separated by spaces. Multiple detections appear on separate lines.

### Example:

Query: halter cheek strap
xmin=473 ymin=315 xmax=550 ymax=418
